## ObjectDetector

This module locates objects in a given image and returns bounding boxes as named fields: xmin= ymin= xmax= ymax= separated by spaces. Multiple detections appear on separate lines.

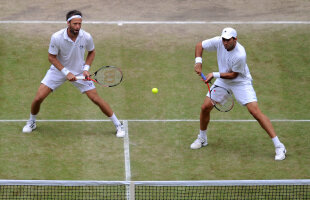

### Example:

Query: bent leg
xmin=246 ymin=102 xmax=276 ymax=138
xmin=85 ymin=89 xmax=113 ymax=117
xmin=246 ymin=102 xmax=286 ymax=160
xmin=200 ymin=96 xmax=214 ymax=130
xmin=85 ymin=89 xmax=125 ymax=137
xmin=191 ymin=97 xmax=214 ymax=149
xmin=23 ymin=84 xmax=51 ymax=133
xmin=31 ymin=84 xmax=52 ymax=115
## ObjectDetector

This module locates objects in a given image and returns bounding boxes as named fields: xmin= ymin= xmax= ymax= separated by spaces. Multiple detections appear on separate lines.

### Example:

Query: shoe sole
xmin=22 ymin=126 xmax=36 ymax=133
xmin=190 ymin=142 xmax=208 ymax=150
xmin=116 ymin=133 xmax=125 ymax=138
xmin=116 ymin=129 xmax=125 ymax=137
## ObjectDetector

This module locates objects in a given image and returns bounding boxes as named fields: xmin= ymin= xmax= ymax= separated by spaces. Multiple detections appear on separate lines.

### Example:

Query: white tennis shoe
xmin=275 ymin=145 xmax=286 ymax=161
xmin=116 ymin=123 xmax=125 ymax=138
xmin=22 ymin=120 xmax=36 ymax=133
xmin=190 ymin=135 xmax=208 ymax=149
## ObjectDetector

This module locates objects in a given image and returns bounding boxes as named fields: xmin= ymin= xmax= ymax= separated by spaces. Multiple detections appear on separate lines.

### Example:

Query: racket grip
xmin=201 ymin=72 xmax=211 ymax=93
xmin=76 ymin=76 xmax=85 ymax=80
xmin=201 ymin=72 xmax=207 ymax=81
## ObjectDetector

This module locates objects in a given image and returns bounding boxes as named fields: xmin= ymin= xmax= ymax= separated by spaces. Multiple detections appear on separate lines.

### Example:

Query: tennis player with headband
xmin=22 ymin=10 xmax=125 ymax=138
xmin=191 ymin=27 xmax=286 ymax=161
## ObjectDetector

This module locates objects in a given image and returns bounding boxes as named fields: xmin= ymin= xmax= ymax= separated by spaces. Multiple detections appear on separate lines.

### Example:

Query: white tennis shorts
xmin=41 ymin=67 xmax=95 ymax=93
xmin=207 ymin=79 xmax=257 ymax=106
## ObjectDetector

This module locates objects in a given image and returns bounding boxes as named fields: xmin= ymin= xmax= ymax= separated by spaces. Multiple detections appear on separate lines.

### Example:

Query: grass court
xmin=0 ymin=23 xmax=309 ymax=182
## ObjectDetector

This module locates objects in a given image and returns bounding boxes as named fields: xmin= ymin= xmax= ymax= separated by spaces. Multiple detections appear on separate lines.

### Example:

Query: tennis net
xmin=0 ymin=179 xmax=309 ymax=200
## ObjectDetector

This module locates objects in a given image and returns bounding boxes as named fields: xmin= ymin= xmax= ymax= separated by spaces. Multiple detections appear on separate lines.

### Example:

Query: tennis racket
xmin=76 ymin=66 xmax=123 ymax=87
xmin=201 ymin=72 xmax=234 ymax=112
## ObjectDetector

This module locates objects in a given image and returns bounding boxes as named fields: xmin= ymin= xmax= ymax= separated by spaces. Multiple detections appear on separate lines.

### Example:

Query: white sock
xmin=30 ymin=114 xmax=36 ymax=121
xmin=272 ymin=136 xmax=282 ymax=148
xmin=199 ymin=130 xmax=207 ymax=140
xmin=109 ymin=113 xmax=121 ymax=127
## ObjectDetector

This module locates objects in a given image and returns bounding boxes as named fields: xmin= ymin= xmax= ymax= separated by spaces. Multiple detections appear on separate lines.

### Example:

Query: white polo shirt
xmin=48 ymin=28 xmax=95 ymax=75
xmin=202 ymin=36 xmax=252 ymax=84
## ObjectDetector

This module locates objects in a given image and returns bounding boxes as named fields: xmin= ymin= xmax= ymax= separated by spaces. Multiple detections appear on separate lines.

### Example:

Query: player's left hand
xmin=82 ymin=71 xmax=90 ymax=80
xmin=194 ymin=63 xmax=202 ymax=75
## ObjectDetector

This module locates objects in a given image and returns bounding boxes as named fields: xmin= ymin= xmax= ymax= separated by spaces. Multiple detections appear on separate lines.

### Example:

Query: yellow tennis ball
xmin=152 ymin=88 xmax=158 ymax=94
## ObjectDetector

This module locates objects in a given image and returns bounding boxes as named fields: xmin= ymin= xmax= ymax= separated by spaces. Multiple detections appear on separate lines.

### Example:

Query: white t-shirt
xmin=202 ymin=36 xmax=252 ymax=84
xmin=48 ymin=28 xmax=95 ymax=75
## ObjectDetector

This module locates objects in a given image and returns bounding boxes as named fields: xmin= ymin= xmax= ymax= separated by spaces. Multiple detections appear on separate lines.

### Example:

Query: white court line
xmin=0 ymin=119 xmax=309 ymax=122
xmin=126 ymin=119 xmax=310 ymax=122
xmin=123 ymin=120 xmax=131 ymax=181
xmin=0 ymin=20 xmax=309 ymax=24
xmin=123 ymin=120 xmax=132 ymax=200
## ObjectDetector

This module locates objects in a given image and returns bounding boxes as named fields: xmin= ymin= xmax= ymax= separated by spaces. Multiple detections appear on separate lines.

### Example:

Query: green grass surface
xmin=0 ymin=24 xmax=309 ymax=181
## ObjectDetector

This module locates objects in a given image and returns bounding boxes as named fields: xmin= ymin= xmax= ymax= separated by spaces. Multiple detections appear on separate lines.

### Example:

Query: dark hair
xmin=66 ymin=10 xmax=82 ymax=21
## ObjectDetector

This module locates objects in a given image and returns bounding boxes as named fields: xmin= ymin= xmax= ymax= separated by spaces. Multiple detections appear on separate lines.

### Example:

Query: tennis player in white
xmin=22 ymin=10 xmax=125 ymax=138
xmin=191 ymin=27 xmax=286 ymax=160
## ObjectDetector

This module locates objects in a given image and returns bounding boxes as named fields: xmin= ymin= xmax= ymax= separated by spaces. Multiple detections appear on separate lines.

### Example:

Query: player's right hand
xmin=67 ymin=72 xmax=76 ymax=81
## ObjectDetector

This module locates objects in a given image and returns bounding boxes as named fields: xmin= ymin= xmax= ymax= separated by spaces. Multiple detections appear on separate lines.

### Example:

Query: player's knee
xmin=247 ymin=102 xmax=261 ymax=117
xmin=33 ymin=95 xmax=45 ymax=104
xmin=249 ymin=111 xmax=258 ymax=120
xmin=248 ymin=107 xmax=262 ymax=120
xmin=201 ymin=103 xmax=213 ymax=112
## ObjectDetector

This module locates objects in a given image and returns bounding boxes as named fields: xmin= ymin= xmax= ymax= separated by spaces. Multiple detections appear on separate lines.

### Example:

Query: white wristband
xmin=195 ymin=57 xmax=202 ymax=64
xmin=61 ymin=68 xmax=70 ymax=76
xmin=83 ymin=64 xmax=90 ymax=71
xmin=213 ymin=72 xmax=220 ymax=78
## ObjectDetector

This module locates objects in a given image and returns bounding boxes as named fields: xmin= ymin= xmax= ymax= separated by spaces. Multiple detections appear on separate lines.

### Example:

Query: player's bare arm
xmin=194 ymin=42 xmax=204 ymax=75
xmin=195 ymin=42 xmax=203 ymax=58
xmin=48 ymin=53 xmax=76 ymax=81
xmin=83 ymin=50 xmax=96 ymax=78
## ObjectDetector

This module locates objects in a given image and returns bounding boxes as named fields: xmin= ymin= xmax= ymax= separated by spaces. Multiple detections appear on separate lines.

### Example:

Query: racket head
xmin=200 ymin=72 xmax=233 ymax=112
xmin=209 ymin=84 xmax=234 ymax=112
xmin=90 ymin=66 xmax=123 ymax=87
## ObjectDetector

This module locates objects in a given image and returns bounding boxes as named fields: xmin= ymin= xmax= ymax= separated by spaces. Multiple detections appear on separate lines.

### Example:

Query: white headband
xmin=67 ymin=15 xmax=82 ymax=22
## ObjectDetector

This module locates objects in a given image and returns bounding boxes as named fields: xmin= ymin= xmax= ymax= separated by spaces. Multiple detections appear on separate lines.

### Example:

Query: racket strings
xmin=210 ymin=86 xmax=234 ymax=112
xmin=93 ymin=67 xmax=123 ymax=86
xmin=213 ymin=95 xmax=234 ymax=111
